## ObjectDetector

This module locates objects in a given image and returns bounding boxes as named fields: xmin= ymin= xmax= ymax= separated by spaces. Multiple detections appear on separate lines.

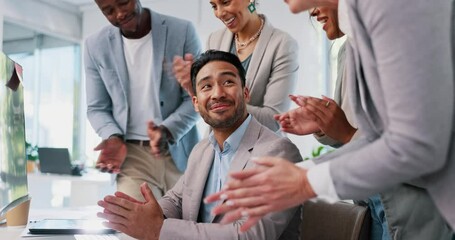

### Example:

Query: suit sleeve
xmin=161 ymin=21 xmax=202 ymax=142
xmin=84 ymin=39 xmax=123 ymax=139
xmin=158 ymin=137 xmax=302 ymax=240
xmin=324 ymin=0 xmax=453 ymax=199
xmin=246 ymin=33 xmax=299 ymax=131
xmin=159 ymin=176 xmax=184 ymax=219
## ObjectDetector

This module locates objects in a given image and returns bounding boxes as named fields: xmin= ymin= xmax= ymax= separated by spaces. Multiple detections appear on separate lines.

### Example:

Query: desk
xmin=28 ymin=170 xmax=116 ymax=208
xmin=0 ymin=207 xmax=135 ymax=240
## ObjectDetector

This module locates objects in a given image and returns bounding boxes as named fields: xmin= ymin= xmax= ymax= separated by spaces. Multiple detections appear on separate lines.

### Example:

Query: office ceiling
xmin=63 ymin=0 xmax=93 ymax=6
xmin=60 ymin=0 xmax=94 ymax=7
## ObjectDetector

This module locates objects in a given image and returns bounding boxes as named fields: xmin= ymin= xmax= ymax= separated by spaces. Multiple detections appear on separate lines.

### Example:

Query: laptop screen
xmin=38 ymin=148 xmax=73 ymax=175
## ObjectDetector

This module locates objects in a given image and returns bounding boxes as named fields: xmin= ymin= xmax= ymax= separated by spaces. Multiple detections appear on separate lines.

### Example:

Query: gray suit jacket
xmin=206 ymin=15 xmax=299 ymax=132
xmin=158 ymin=117 xmax=302 ymax=240
xmin=316 ymin=0 xmax=455 ymax=229
xmin=84 ymin=10 xmax=202 ymax=171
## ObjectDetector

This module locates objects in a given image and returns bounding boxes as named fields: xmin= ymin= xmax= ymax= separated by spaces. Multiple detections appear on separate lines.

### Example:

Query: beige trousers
xmin=116 ymin=143 xmax=182 ymax=201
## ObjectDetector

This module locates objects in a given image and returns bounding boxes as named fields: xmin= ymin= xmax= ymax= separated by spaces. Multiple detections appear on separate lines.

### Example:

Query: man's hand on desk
xmin=94 ymin=136 xmax=127 ymax=174
xmin=97 ymin=182 xmax=163 ymax=240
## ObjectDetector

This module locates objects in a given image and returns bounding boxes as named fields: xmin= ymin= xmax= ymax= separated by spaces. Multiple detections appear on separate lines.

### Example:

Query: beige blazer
xmin=158 ymin=117 xmax=302 ymax=240
xmin=206 ymin=15 xmax=299 ymax=132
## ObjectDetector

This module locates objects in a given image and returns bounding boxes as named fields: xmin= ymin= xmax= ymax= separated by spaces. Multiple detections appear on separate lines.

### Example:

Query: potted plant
xmin=25 ymin=141 xmax=39 ymax=173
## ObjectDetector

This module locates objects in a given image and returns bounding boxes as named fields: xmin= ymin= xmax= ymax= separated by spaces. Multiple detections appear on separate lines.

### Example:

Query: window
xmin=4 ymin=22 xmax=82 ymax=163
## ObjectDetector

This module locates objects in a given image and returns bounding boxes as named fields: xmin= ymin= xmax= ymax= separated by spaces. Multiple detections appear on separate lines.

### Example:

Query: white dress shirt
xmin=297 ymin=0 xmax=353 ymax=202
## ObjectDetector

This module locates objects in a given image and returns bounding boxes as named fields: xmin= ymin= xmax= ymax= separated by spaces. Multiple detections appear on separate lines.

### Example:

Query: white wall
xmin=1 ymin=0 xmax=81 ymax=43
xmin=80 ymin=0 xmax=327 ymax=158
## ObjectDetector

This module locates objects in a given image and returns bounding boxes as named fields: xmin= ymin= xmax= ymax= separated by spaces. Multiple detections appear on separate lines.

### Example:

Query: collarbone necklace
xmin=235 ymin=17 xmax=265 ymax=53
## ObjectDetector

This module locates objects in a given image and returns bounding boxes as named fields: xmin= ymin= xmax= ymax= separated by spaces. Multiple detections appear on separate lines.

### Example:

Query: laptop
xmin=28 ymin=219 xmax=116 ymax=235
xmin=38 ymin=148 xmax=82 ymax=176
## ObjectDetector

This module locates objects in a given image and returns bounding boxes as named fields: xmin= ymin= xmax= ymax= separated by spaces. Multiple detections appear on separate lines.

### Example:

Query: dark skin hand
xmin=94 ymin=136 xmax=127 ymax=173
xmin=147 ymin=121 xmax=170 ymax=158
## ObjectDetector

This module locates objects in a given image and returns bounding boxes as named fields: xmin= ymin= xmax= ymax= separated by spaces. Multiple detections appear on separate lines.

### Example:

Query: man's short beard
xmin=201 ymin=98 xmax=246 ymax=129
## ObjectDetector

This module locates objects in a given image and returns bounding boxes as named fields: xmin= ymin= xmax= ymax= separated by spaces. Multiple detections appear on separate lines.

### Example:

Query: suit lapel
xmin=108 ymin=28 xmax=129 ymax=100
xmin=226 ymin=118 xmax=260 ymax=174
xmin=211 ymin=118 xmax=261 ymax=223
xmin=189 ymin=145 xmax=215 ymax=222
xmin=150 ymin=10 xmax=166 ymax=93
xmin=246 ymin=16 xmax=273 ymax=90
xmin=219 ymin=29 xmax=234 ymax=52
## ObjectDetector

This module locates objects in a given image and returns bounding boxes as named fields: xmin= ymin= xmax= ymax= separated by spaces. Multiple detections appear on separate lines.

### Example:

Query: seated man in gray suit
xmin=97 ymin=50 xmax=302 ymax=240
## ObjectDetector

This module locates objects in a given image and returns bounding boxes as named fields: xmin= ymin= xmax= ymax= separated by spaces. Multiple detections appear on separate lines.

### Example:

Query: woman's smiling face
xmin=209 ymin=0 xmax=253 ymax=34
xmin=311 ymin=6 xmax=344 ymax=40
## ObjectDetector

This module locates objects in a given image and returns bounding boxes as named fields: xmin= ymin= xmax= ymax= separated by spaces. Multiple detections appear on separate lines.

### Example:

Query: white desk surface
xmin=0 ymin=206 xmax=135 ymax=240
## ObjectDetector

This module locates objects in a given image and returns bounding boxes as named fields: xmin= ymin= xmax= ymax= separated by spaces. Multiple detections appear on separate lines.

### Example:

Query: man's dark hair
xmin=191 ymin=50 xmax=246 ymax=95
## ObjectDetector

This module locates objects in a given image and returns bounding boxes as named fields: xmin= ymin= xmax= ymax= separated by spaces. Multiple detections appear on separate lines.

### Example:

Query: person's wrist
xmin=108 ymin=133 xmax=124 ymax=141
xmin=159 ymin=126 xmax=174 ymax=144
xmin=300 ymin=168 xmax=317 ymax=199
xmin=314 ymin=130 xmax=325 ymax=137
xmin=341 ymin=128 xmax=357 ymax=144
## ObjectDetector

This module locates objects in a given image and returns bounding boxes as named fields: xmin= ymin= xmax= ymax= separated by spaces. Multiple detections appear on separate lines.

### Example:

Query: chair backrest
xmin=300 ymin=201 xmax=371 ymax=240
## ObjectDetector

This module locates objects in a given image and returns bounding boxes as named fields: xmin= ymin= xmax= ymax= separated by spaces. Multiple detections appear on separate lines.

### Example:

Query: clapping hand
xmin=94 ymin=136 xmax=127 ymax=174
xmin=173 ymin=53 xmax=194 ymax=97
xmin=97 ymin=183 xmax=164 ymax=240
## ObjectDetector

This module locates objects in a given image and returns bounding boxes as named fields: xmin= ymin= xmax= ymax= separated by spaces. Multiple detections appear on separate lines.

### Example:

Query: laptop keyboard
xmin=74 ymin=234 xmax=120 ymax=240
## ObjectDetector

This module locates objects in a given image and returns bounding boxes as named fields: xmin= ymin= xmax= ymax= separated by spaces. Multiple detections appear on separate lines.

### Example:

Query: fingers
xmin=100 ymin=194 xmax=135 ymax=213
xmin=213 ymin=195 xmax=264 ymax=215
xmin=217 ymin=207 xmax=264 ymax=231
xmin=218 ymin=208 xmax=246 ymax=224
xmin=204 ymin=191 xmax=225 ymax=204
xmin=251 ymin=156 xmax=281 ymax=168
xmin=147 ymin=121 xmax=157 ymax=132
xmin=115 ymin=191 xmax=144 ymax=204
xmin=173 ymin=54 xmax=192 ymax=87
xmin=321 ymin=95 xmax=336 ymax=104
xmin=204 ymin=174 xmax=262 ymax=203
xmin=289 ymin=94 xmax=306 ymax=107
xmin=97 ymin=210 xmax=126 ymax=225
xmin=101 ymin=221 xmax=126 ymax=234
xmin=140 ymin=182 xmax=157 ymax=203
xmin=240 ymin=216 xmax=262 ymax=232
xmin=184 ymin=53 xmax=194 ymax=62
xmin=98 ymin=199 xmax=130 ymax=222
xmin=95 ymin=162 xmax=120 ymax=174
xmin=94 ymin=140 xmax=106 ymax=151
xmin=147 ymin=121 xmax=166 ymax=156
xmin=228 ymin=168 xmax=262 ymax=181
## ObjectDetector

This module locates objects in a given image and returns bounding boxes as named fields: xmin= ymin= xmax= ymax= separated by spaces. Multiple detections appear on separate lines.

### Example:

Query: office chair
xmin=300 ymin=201 xmax=371 ymax=240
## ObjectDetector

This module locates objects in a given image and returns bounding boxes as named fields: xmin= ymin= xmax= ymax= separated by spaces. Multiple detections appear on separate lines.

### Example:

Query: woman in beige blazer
xmin=173 ymin=0 xmax=299 ymax=132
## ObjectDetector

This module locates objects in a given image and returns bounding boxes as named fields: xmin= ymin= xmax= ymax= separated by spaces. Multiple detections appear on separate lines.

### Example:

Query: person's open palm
xmin=94 ymin=137 xmax=127 ymax=174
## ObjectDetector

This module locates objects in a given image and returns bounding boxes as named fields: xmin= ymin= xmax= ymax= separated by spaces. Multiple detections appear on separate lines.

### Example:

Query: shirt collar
xmin=208 ymin=114 xmax=252 ymax=153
